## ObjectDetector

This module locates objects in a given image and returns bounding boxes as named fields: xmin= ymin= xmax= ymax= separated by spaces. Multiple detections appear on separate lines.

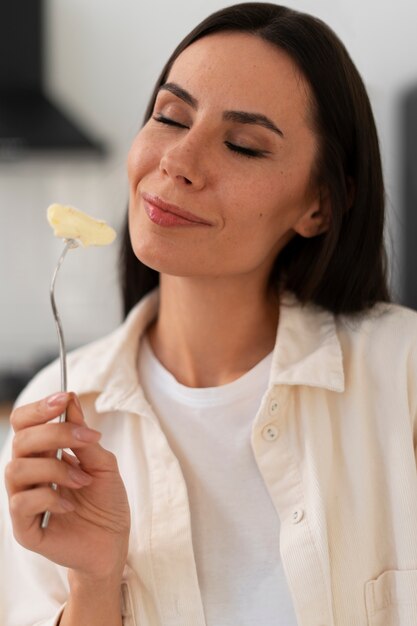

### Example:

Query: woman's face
xmin=127 ymin=32 xmax=326 ymax=281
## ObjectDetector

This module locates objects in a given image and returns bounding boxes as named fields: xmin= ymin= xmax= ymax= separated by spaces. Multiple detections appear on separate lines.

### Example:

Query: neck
xmin=146 ymin=273 xmax=280 ymax=388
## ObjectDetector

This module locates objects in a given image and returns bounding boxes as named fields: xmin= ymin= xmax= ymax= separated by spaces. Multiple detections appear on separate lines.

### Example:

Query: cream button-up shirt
xmin=1 ymin=289 xmax=417 ymax=626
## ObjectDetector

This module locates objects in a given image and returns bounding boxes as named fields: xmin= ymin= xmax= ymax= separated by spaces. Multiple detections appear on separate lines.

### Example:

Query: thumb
xmin=66 ymin=393 xmax=87 ymax=427
xmin=66 ymin=395 xmax=116 ymax=473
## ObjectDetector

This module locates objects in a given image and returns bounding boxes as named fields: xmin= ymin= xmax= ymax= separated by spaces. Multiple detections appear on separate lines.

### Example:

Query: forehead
xmin=166 ymin=32 xmax=312 ymax=126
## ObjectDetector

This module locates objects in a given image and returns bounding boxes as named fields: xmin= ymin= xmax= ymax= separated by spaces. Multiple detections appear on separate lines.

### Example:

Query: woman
xmin=1 ymin=3 xmax=417 ymax=625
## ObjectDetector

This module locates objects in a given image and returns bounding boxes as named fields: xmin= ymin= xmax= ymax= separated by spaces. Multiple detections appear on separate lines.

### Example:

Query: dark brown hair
xmin=120 ymin=2 xmax=390 ymax=316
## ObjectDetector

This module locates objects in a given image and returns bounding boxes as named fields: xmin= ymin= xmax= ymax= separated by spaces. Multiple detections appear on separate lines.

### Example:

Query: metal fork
xmin=40 ymin=238 xmax=79 ymax=529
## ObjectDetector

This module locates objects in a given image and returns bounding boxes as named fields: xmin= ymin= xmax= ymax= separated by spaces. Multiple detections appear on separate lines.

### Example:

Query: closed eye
xmin=152 ymin=114 xmax=269 ymax=159
xmin=224 ymin=142 xmax=269 ymax=159
xmin=152 ymin=114 xmax=188 ymax=129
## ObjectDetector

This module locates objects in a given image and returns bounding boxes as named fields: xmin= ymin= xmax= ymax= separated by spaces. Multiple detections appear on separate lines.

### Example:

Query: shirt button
xmin=292 ymin=509 xmax=304 ymax=524
xmin=262 ymin=424 xmax=280 ymax=441
xmin=269 ymin=400 xmax=279 ymax=416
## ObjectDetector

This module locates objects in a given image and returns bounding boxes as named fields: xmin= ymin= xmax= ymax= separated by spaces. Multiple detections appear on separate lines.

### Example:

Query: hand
xmin=4 ymin=392 xmax=131 ymax=583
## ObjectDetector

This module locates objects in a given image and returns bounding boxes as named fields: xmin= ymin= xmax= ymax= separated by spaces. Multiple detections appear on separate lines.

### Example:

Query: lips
xmin=141 ymin=192 xmax=213 ymax=226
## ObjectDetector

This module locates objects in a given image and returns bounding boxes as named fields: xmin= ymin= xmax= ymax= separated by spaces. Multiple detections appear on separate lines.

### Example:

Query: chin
xmin=130 ymin=238 xmax=203 ymax=277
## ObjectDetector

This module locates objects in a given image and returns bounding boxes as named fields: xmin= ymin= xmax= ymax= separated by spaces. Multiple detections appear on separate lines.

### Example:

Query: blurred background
xmin=1 ymin=0 xmax=416 ymax=445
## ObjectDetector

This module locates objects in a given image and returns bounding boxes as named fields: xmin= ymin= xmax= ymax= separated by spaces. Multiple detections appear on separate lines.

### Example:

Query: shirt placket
xmin=96 ymin=389 xmax=207 ymax=626
xmin=251 ymin=386 xmax=334 ymax=626
xmin=132 ymin=407 xmax=205 ymax=626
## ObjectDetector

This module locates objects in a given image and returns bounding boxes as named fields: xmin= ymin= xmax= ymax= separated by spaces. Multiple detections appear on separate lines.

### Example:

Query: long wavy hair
xmin=120 ymin=2 xmax=390 ymax=317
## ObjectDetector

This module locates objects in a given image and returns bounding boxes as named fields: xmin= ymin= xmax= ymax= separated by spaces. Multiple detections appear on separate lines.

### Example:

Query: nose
xmin=159 ymin=135 xmax=206 ymax=190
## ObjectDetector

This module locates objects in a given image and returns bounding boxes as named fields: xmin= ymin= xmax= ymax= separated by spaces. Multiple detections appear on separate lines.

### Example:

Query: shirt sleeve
xmin=0 ymin=372 xmax=70 ymax=626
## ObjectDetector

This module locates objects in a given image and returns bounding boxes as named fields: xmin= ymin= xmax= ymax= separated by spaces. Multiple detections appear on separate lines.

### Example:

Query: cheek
xmin=225 ymin=180 xmax=280 ymax=231
xmin=127 ymin=135 xmax=141 ymax=182
xmin=221 ymin=178 xmax=300 ymax=253
xmin=127 ymin=130 xmax=161 ymax=189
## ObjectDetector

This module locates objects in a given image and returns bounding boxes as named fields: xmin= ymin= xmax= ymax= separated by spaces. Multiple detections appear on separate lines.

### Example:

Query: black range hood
xmin=0 ymin=0 xmax=105 ymax=158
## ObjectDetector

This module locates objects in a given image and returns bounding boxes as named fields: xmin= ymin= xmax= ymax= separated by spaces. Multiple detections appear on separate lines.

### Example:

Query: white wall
xmin=1 ymin=0 xmax=416 ymax=371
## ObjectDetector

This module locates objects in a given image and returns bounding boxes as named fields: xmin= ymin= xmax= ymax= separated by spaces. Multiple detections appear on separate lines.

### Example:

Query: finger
xmin=63 ymin=401 xmax=117 ymax=473
xmin=62 ymin=450 xmax=81 ymax=467
xmin=9 ymin=488 xmax=74 ymax=544
xmin=12 ymin=422 xmax=101 ymax=459
xmin=43 ymin=448 xmax=82 ymax=465
xmin=42 ymin=396 xmax=87 ymax=462
xmin=42 ymin=450 xmax=80 ymax=467
xmin=5 ymin=457 xmax=93 ymax=497
xmin=67 ymin=440 xmax=118 ymax=475
xmin=65 ymin=393 xmax=86 ymax=427
xmin=10 ymin=392 xmax=84 ymax=433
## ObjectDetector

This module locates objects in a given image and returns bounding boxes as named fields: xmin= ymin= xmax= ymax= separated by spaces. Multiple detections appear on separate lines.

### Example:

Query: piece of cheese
xmin=47 ymin=204 xmax=116 ymax=247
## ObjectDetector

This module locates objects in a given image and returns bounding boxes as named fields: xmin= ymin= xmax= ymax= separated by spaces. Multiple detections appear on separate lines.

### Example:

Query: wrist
xmin=61 ymin=570 xmax=124 ymax=626
xmin=68 ymin=568 xmax=123 ymax=596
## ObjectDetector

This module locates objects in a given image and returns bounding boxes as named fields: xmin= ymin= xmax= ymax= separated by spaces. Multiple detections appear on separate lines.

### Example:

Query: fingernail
xmin=46 ymin=392 xmax=68 ymax=407
xmin=68 ymin=468 xmax=93 ymax=485
xmin=73 ymin=426 xmax=102 ymax=442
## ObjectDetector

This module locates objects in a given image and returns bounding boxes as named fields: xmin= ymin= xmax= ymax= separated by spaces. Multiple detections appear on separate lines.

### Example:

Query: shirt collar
xmin=68 ymin=287 xmax=344 ymax=413
xmin=269 ymin=291 xmax=344 ymax=392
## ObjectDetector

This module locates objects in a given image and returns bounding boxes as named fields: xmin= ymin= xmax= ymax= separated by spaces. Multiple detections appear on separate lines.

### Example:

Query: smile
xmin=142 ymin=192 xmax=213 ymax=227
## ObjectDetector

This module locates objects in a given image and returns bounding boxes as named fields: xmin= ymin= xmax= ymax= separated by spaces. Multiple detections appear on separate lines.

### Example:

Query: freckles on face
xmin=127 ymin=32 xmax=318 ymax=278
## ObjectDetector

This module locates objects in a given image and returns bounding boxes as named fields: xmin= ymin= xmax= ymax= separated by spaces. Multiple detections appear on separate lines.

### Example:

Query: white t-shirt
xmin=138 ymin=335 xmax=298 ymax=626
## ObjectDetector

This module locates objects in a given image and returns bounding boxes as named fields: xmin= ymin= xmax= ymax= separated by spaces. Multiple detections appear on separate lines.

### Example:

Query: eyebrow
xmin=159 ymin=82 xmax=284 ymax=138
xmin=222 ymin=110 xmax=283 ymax=137
xmin=160 ymin=82 xmax=198 ymax=108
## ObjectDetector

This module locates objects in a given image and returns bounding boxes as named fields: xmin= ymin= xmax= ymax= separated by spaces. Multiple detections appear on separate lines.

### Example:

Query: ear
xmin=293 ymin=188 xmax=331 ymax=239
